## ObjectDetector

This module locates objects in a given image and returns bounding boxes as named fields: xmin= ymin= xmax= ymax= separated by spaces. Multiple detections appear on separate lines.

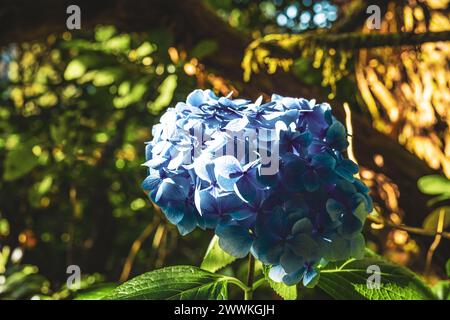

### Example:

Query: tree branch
xmin=331 ymin=0 xmax=389 ymax=33
xmin=312 ymin=30 xmax=450 ymax=49
xmin=253 ymin=31 xmax=450 ymax=61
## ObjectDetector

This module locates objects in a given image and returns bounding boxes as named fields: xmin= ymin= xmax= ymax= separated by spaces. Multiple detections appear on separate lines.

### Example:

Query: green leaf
xmin=93 ymin=67 xmax=123 ymax=86
xmin=95 ymin=25 xmax=117 ymax=42
xmin=104 ymin=266 xmax=229 ymax=300
xmin=262 ymin=265 xmax=297 ymax=300
xmin=426 ymin=193 xmax=450 ymax=207
xmin=74 ymin=283 xmax=117 ymax=300
xmin=104 ymin=34 xmax=131 ymax=52
xmin=432 ymin=281 xmax=450 ymax=300
xmin=422 ymin=206 xmax=450 ymax=231
xmin=418 ymin=175 xmax=450 ymax=195
xmin=191 ymin=40 xmax=218 ymax=59
xmin=201 ymin=235 xmax=236 ymax=273
xmin=64 ymin=59 xmax=87 ymax=80
xmin=148 ymin=75 xmax=178 ymax=114
xmin=318 ymin=254 xmax=436 ymax=300
xmin=64 ymin=55 xmax=100 ymax=81
xmin=3 ymin=139 xmax=39 ymax=181
xmin=113 ymin=79 xmax=149 ymax=109
xmin=135 ymin=42 xmax=156 ymax=58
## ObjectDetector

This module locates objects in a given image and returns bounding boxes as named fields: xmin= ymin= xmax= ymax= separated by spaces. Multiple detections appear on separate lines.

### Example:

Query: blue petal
xmin=325 ymin=236 xmax=350 ymax=261
xmin=289 ymin=234 xmax=319 ymax=259
xmin=214 ymin=155 xmax=243 ymax=179
xmin=349 ymin=233 xmax=365 ymax=259
xmin=164 ymin=204 xmax=185 ymax=224
xmin=234 ymin=176 xmax=258 ymax=203
xmin=217 ymin=192 xmax=245 ymax=213
xmin=268 ymin=265 xmax=287 ymax=283
xmin=312 ymin=153 xmax=336 ymax=168
xmin=302 ymin=170 xmax=319 ymax=192
xmin=143 ymin=156 xmax=169 ymax=169
xmin=281 ymin=156 xmax=307 ymax=192
xmin=302 ymin=268 xmax=319 ymax=287
xmin=177 ymin=207 xmax=199 ymax=236
xmin=141 ymin=170 xmax=162 ymax=191
xmin=229 ymin=207 xmax=255 ymax=220
xmin=194 ymin=155 xmax=215 ymax=183
xmin=282 ymin=268 xmax=305 ymax=286
xmin=187 ymin=89 xmax=207 ymax=106
xmin=216 ymin=174 xmax=236 ymax=191
xmin=338 ymin=214 xmax=363 ymax=239
xmin=280 ymin=249 xmax=305 ymax=273
xmin=224 ymin=117 xmax=249 ymax=132
xmin=326 ymin=121 xmax=348 ymax=151
xmin=252 ymin=234 xmax=283 ymax=264
xmin=326 ymin=199 xmax=345 ymax=221
xmin=216 ymin=225 xmax=253 ymax=258
xmin=154 ymin=178 xmax=186 ymax=205
xmin=335 ymin=159 xmax=359 ymax=182
xmin=352 ymin=201 xmax=368 ymax=224
xmin=195 ymin=188 xmax=218 ymax=216
xmin=292 ymin=218 xmax=313 ymax=234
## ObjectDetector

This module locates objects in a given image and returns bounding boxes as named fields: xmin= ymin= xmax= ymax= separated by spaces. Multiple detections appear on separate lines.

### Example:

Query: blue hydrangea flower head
xmin=142 ymin=89 xmax=372 ymax=286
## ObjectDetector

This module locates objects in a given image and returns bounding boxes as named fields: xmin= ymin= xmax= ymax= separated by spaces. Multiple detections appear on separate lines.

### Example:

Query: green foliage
xmin=0 ymin=24 xmax=199 ymax=298
xmin=201 ymin=236 xmax=297 ymax=300
xmin=432 ymin=281 xmax=450 ymax=300
xmin=418 ymin=175 xmax=450 ymax=232
xmin=0 ymin=246 xmax=48 ymax=299
xmin=74 ymin=283 xmax=117 ymax=300
xmin=0 ymin=264 xmax=48 ymax=299
xmin=149 ymin=75 xmax=178 ymax=114
xmin=318 ymin=253 xmax=436 ymax=300
xmin=104 ymin=266 xmax=230 ymax=300
xmin=422 ymin=207 xmax=450 ymax=231
xmin=3 ymin=138 xmax=39 ymax=181
xmin=191 ymin=40 xmax=218 ymax=59
xmin=104 ymin=240 xmax=435 ymax=301
xmin=201 ymin=235 xmax=236 ymax=273
xmin=418 ymin=175 xmax=450 ymax=195
xmin=64 ymin=58 xmax=88 ymax=80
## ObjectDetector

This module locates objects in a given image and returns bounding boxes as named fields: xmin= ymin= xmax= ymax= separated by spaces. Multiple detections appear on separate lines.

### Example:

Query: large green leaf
xmin=422 ymin=206 xmax=450 ymax=231
xmin=201 ymin=235 xmax=236 ymax=273
xmin=262 ymin=265 xmax=297 ymax=300
xmin=418 ymin=175 xmax=450 ymax=195
xmin=75 ymin=283 xmax=117 ymax=300
xmin=104 ymin=266 xmax=229 ymax=300
xmin=318 ymin=254 xmax=436 ymax=300
xmin=3 ymin=139 xmax=39 ymax=181
xmin=148 ymin=75 xmax=178 ymax=114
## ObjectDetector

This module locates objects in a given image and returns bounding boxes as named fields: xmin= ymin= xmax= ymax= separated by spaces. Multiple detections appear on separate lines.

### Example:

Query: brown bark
xmin=0 ymin=0 xmax=435 ymax=224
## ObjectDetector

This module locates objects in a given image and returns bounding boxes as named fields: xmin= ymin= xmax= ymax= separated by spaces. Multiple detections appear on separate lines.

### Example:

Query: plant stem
xmin=245 ymin=254 xmax=255 ymax=300
xmin=252 ymin=277 xmax=266 ymax=290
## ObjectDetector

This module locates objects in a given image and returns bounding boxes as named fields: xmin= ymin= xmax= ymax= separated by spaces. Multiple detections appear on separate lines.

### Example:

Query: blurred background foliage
xmin=0 ymin=0 xmax=449 ymax=299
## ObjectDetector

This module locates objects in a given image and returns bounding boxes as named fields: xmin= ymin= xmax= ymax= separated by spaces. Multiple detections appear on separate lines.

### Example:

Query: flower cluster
xmin=142 ymin=89 xmax=372 ymax=286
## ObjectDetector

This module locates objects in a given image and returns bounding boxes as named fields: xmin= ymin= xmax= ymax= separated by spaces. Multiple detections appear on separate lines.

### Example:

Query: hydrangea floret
xmin=142 ymin=89 xmax=372 ymax=286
